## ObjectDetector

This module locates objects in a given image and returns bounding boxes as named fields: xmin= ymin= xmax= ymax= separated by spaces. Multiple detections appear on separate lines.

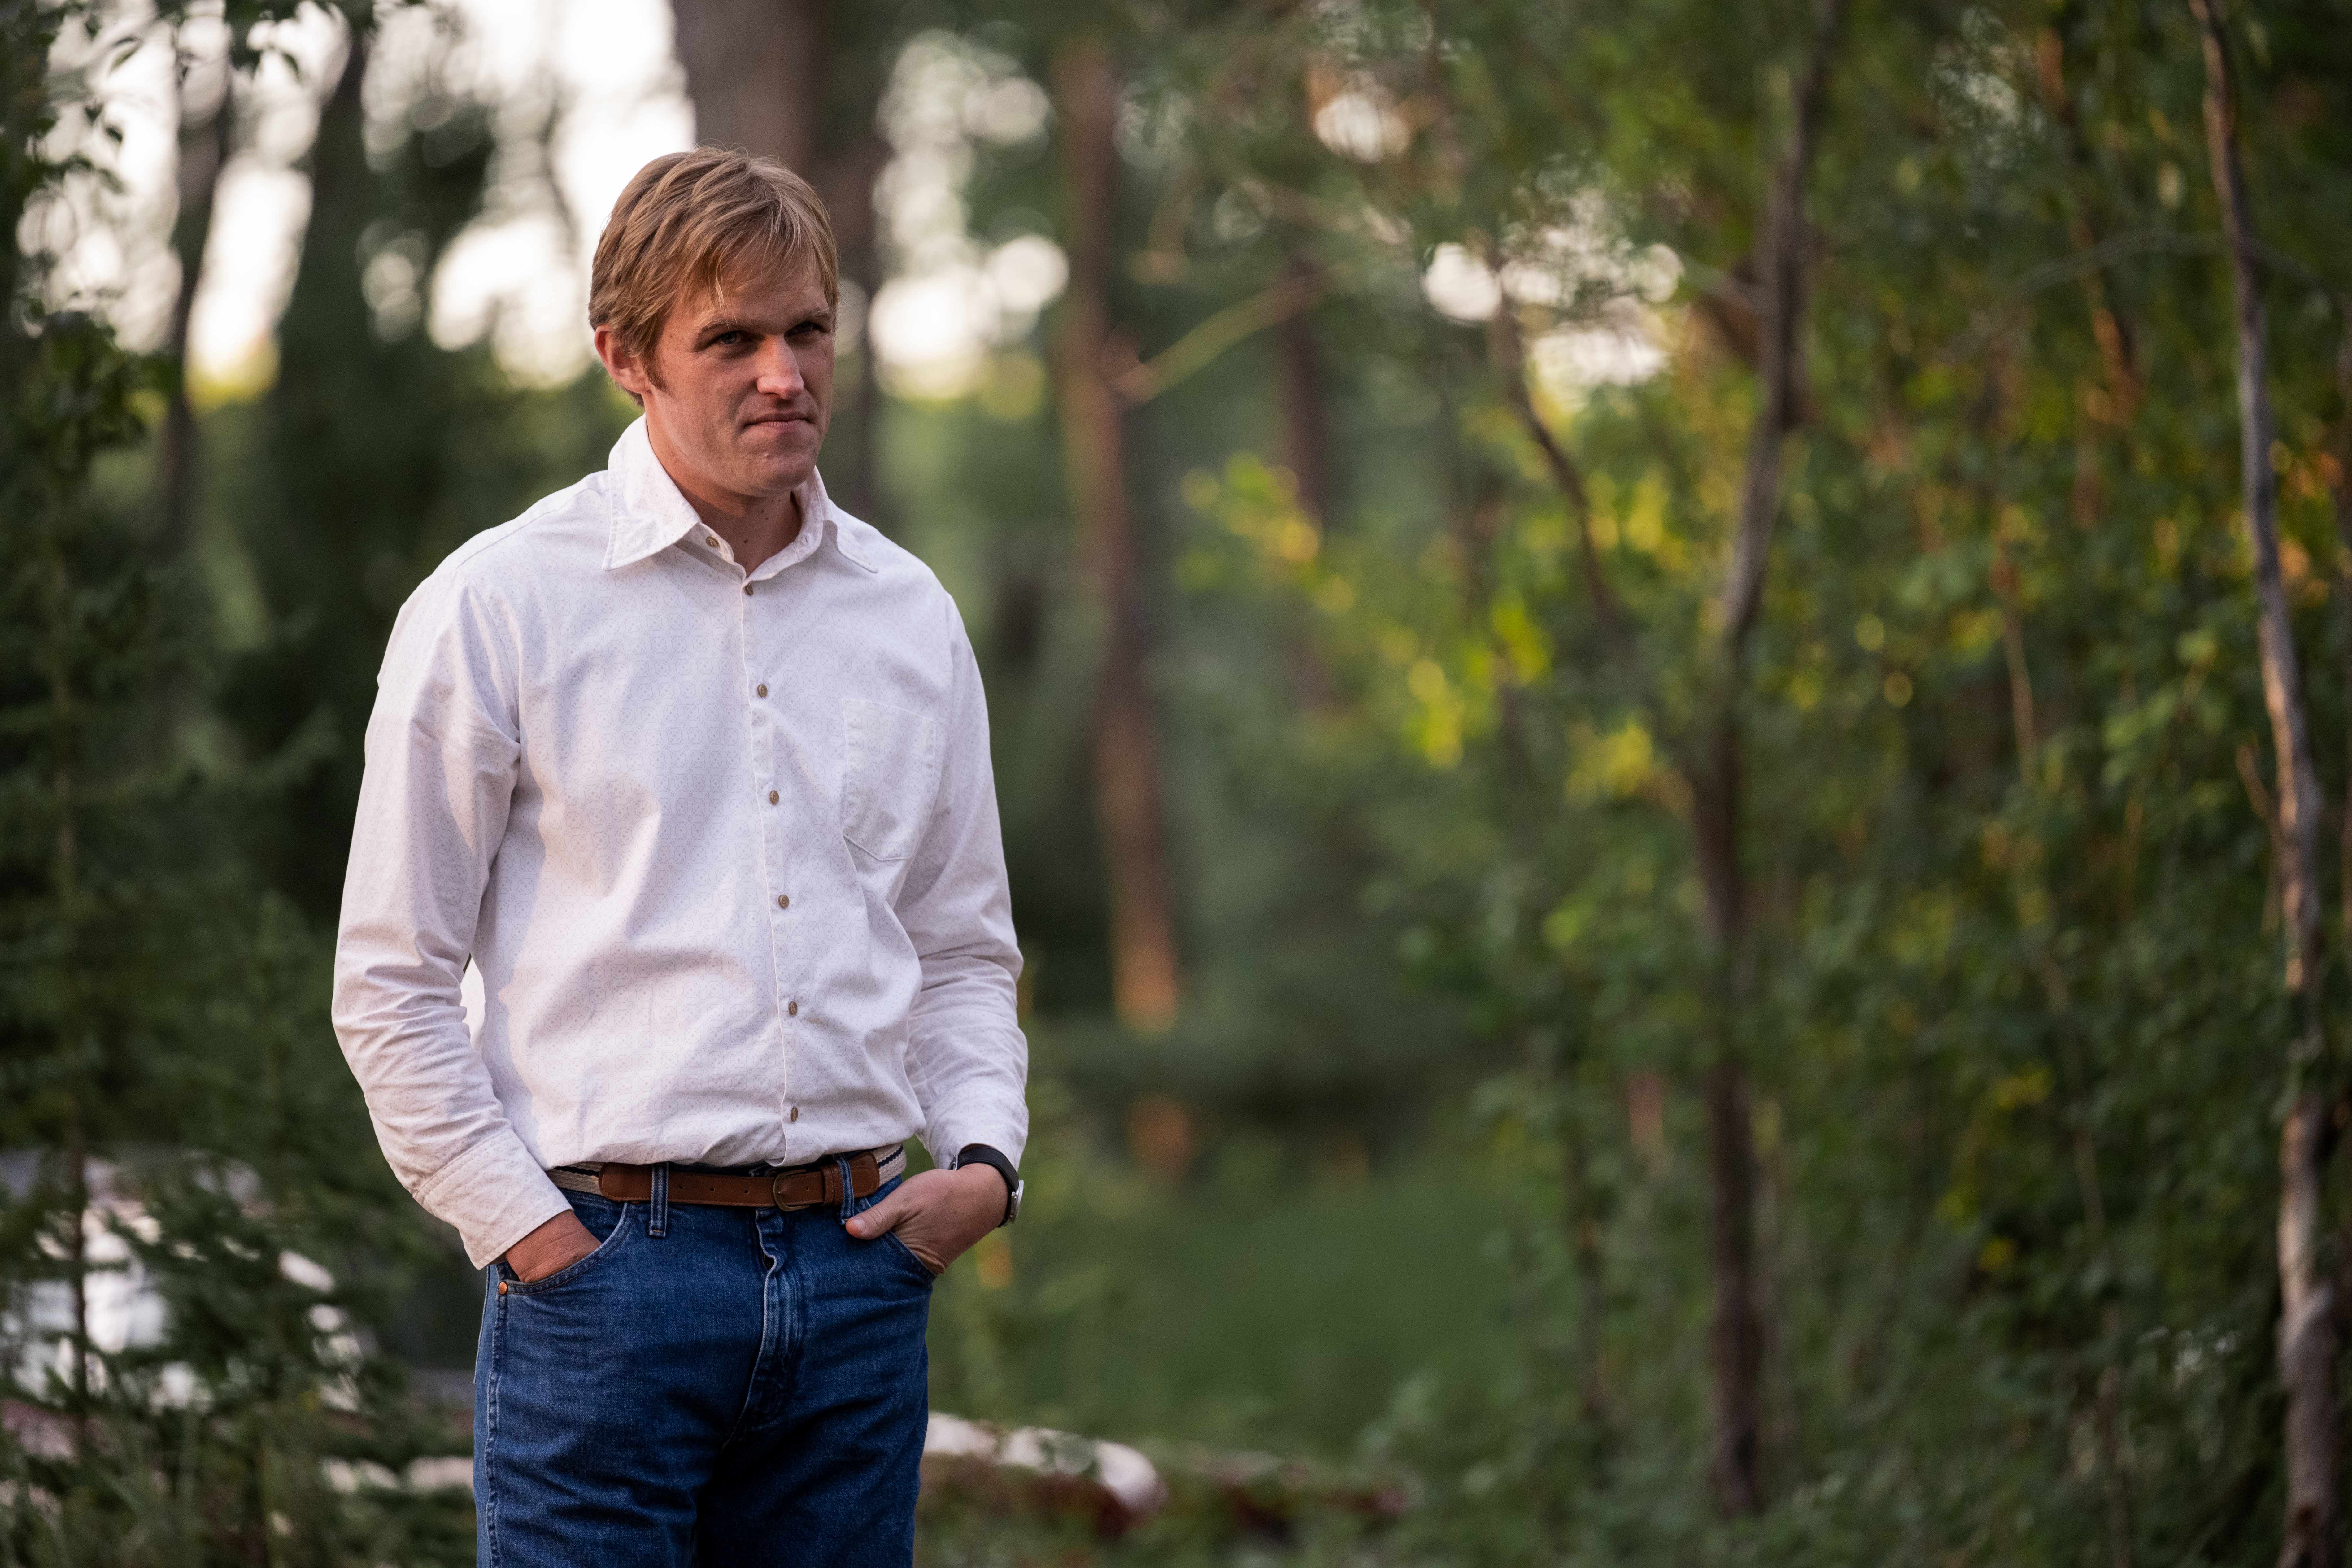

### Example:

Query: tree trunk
xmin=1054 ymin=37 xmax=1181 ymax=1031
xmin=827 ymin=135 xmax=890 ymax=526
xmin=2332 ymin=320 xmax=2352 ymax=946
xmin=1689 ymin=0 xmax=1844 ymax=1516
xmin=39 ymin=529 xmax=91 ymax=1438
xmin=670 ymin=0 xmax=890 ymax=521
xmin=1563 ymin=1121 xmax=1610 ymax=1438
xmin=1269 ymin=249 xmax=1344 ymax=709
xmin=2031 ymin=15 xmax=2140 ymax=418
xmin=1274 ymin=252 xmax=1331 ymax=525
xmin=1698 ymin=1004 xmax=1763 ymax=1512
xmin=2188 ymin=5 xmax=2337 ymax=1565
xmin=670 ymin=0 xmax=823 ymax=169
xmin=158 ymin=43 xmax=233 ymax=554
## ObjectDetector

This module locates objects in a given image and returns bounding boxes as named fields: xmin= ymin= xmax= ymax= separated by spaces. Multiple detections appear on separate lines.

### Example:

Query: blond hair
xmin=589 ymin=146 xmax=838 ymax=365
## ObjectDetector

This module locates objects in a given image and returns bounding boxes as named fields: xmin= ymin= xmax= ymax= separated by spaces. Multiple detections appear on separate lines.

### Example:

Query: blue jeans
xmin=473 ymin=1169 xmax=937 ymax=1566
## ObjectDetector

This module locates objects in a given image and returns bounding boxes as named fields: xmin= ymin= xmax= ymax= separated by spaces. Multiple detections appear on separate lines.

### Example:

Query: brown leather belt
xmin=548 ymin=1146 xmax=905 ymax=1210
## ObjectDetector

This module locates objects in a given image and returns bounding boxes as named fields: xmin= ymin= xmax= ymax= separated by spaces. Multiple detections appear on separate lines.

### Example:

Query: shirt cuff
xmin=416 ymin=1133 xmax=574 ymax=1269
xmin=923 ymin=1109 xmax=1028 ymax=1174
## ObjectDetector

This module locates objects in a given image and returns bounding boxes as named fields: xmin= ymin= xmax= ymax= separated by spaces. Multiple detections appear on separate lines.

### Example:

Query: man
xmin=331 ymin=147 xmax=1027 ymax=1566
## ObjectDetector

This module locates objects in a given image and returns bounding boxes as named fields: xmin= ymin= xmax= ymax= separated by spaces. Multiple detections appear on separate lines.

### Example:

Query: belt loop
xmin=648 ymin=1162 xmax=671 ymax=1239
xmin=833 ymin=1155 xmax=855 ymax=1222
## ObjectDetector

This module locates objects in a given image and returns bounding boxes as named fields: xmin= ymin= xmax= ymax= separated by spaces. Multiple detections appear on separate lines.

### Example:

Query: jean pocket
xmin=503 ymin=1203 xmax=636 ymax=1296
xmin=881 ymin=1228 xmax=944 ymax=1283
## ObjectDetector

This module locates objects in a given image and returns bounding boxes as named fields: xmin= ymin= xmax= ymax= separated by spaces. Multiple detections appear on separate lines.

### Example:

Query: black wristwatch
xmin=954 ymin=1144 xmax=1022 ymax=1226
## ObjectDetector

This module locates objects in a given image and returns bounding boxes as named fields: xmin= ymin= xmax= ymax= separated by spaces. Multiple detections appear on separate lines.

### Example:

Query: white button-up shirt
xmin=331 ymin=419 xmax=1027 ymax=1267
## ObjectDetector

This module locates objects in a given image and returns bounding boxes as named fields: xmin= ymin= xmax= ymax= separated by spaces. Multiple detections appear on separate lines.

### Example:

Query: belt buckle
xmin=769 ymin=1171 xmax=793 ymax=1210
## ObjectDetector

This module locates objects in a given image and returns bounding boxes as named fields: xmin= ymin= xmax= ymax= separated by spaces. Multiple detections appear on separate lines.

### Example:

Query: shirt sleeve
xmin=330 ymin=570 xmax=570 ymax=1269
xmin=895 ymin=600 xmax=1030 ymax=1172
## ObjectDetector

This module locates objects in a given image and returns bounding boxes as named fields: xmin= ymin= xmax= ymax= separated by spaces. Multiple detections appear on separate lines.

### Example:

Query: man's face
xmin=597 ymin=260 xmax=835 ymax=507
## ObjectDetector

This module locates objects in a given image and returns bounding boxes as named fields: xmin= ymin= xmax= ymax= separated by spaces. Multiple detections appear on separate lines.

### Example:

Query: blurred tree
xmin=2 ymin=7 xmax=470 ymax=1561
xmin=1121 ymin=0 xmax=2352 ymax=1558
xmin=217 ymin=12 xmax=626 ymax=918
xmin=1274 ymin=251 xmax=1333 ymax=529
xmin=671 ymin=0 xmax=898 ymax=525
xmin=219 ymin=20 xmax=494 ymax=914
xmin=1679 ymin=0 xmax=1844 ymax=1513
xmin=1053 ymin=29 xmax=1182 ymax=1032
xmin=671 ymin=0 xmax=827 ymax=169
xmin=2190 ymin=1 xmax=2335 ymax=1560
xmin=156 ymin=20 xmax=234 ymax=555
xmin=24 ymin=0 xmax=2352 ymax=1560
xmin=2 ymin=0 xmax=190 ymax=1436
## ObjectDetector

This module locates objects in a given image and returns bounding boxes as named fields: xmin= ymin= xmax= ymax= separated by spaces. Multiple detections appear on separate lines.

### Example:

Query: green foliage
xmin=217 ymin=24 xmax=633 ymax=917
xmin=1 ymin=5 xmax=470 ymax=1560
xmin=921 ymin=0 xmax=2352 ymax=1561
xmin=16 ymin=0 xmax=2352 ymax=1561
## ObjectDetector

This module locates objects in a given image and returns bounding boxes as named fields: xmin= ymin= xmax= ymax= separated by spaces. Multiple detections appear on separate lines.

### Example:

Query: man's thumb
xmin=845 ymin=1192 xmax=905 ymax=1238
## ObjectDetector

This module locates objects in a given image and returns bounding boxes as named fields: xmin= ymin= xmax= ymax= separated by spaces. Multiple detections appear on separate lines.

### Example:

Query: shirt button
xmin=705 ymin=534 xmax=718 ymax=547
xmin=768 ymin=791 xmax=780 ymax=805
xmin=743 ymin=583 xmax=754 ymax=596
xmin=756 ymin=683 xmax=768 ymax=698
xmin=788 ymin=999 xmax=799 ymax=1017
xmin=789 ymin=1106 xmax=800 ymax=1123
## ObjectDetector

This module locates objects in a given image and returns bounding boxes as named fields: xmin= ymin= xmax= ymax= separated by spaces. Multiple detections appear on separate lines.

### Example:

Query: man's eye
xmin=711 ymin=330 xmax=747 ymax=348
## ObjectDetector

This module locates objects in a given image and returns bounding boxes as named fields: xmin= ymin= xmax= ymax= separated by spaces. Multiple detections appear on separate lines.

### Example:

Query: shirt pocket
xmin=841 ymin=697 xmax=943 ymax=863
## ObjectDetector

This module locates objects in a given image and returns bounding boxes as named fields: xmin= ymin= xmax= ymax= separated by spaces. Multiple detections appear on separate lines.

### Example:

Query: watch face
xmin=1008 ymin=1179 xmax=1024 ymax=1222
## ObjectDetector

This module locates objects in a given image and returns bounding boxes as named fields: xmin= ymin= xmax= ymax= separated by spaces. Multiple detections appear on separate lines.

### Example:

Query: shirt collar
xmin=603 ymin=417 xmax=873 ymax=574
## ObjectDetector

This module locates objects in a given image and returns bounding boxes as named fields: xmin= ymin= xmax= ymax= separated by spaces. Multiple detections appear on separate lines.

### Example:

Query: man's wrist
xmin=951 ymin=1162 xmax=1008 ymax=1211
xmin=504 ymin=1209 xmax=597 ymax=1284
xmin=952 ymin=1144 xmax=1021 ymax=1226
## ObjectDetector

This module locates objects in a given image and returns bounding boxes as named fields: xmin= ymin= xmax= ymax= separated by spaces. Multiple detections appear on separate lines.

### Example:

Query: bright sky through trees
xmin=40 ymin=0 xmax=1667 ymax=407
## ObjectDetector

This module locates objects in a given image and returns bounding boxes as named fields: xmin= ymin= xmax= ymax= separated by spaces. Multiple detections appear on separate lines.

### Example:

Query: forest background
xmin=7 ymin=0 xmax=2352 ymax=1563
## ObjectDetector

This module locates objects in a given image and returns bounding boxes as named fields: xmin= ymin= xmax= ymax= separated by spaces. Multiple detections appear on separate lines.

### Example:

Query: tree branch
xmin=1114 ymin=263 xmax=1328 ymax=405
xmin=1717 ymin=0 xmax=1845 ymax=664
xmin=1485 ymin=276 xmax=1628 ymax=645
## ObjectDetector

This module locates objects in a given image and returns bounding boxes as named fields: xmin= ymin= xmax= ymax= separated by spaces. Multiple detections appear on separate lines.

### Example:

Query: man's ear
xmin=594 ymin=324 xmax=655 ymax=405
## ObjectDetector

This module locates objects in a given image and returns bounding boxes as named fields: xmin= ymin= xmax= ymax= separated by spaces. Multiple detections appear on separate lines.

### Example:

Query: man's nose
xmin=754 ymin=342 xmax=806 ymax=399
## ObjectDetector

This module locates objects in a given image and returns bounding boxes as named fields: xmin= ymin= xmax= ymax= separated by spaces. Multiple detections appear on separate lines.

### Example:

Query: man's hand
xmin=504 ymin=1210 xmax=599 ymax=1283
xmin=843 ymin=1165 xmax=1006 ymax=1274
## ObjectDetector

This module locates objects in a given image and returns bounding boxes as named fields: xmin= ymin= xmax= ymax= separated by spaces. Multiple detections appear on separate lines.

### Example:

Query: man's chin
xmin=735 ymin=427 xmax=821 ymax=490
